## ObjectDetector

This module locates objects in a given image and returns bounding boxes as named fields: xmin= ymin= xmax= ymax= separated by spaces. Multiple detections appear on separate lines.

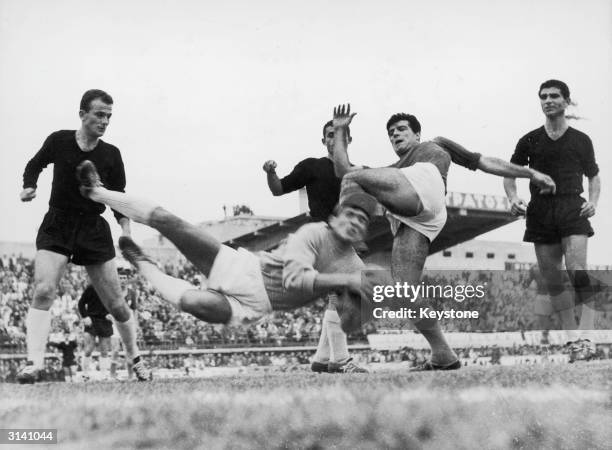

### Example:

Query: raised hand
xmin=262 ymin=160 xmax=277 ymax=174
xmin=333 ymin=104 xmax=357 ymax=129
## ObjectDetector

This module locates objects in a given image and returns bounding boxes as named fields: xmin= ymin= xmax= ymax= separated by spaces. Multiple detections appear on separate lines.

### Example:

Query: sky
xmin=1 ymin=0 xmax=611 ymax=263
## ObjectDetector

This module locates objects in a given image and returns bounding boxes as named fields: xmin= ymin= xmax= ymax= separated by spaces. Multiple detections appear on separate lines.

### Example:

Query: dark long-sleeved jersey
xmin=22 ymin=130 xmax=127 ymax=222
xmin=280 ymin=157 xmax=341 ymax=221
xmin=49 ymin=340 xmax=78 ymax=367
xmin=511 ymin=126 xmax=599 ymax=197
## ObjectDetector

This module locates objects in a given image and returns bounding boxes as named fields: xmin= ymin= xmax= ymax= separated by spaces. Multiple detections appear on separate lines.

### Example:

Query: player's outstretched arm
xmin=332 ymin=104 xmax=359 ymax=177
xmin=432 ymin=136 xmax=555 ymax=195
xmin=478 ymin=156 xmax=556 ymax=194
xmin=262 ymin=160 xmax=284 ymax=196
xmin=313 ymin=272 xmax=363 ymax=298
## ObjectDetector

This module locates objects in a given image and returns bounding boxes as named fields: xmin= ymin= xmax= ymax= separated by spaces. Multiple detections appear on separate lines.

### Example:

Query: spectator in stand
xmin=48 ymin=332 xmax=78 ymax=382
xmin=78 ymin=285 xmax=113 ymax=379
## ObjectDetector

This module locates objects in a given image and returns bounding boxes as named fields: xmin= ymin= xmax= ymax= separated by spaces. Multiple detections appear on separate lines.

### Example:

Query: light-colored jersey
xmin=259 ymin=222 xmax=364 ymax=310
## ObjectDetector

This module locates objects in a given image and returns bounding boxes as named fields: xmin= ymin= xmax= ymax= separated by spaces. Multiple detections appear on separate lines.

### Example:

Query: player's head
xmin=330 ymin=192 xmax=377 ymax=243
xmin=117 ymin=267 xmax=131 ymax=288
xmin=79 ymin=89 xmax=114 ymax=138
xmin=538 ymin=80 xmax=570 ymax=118
xmin=386 ymin=113 xmax=421 ymax=156
xmin=322 ymin=120 xmax=352 ymax=154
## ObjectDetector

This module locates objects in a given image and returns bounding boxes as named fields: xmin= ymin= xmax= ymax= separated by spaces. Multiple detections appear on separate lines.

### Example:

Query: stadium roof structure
xmin=225 ymin=192 xmax=518 ymax=255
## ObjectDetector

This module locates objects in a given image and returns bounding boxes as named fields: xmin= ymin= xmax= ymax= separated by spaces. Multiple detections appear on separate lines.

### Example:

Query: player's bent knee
xmin=33 ymin=282 xmax=57 ymax=306
xmin=148 ymin=207 xmax=183 ymax=231
xmin=540 ymin=270 xmax=565 ymax=297
xmin=179 ymin=290 xmax=232 ymax=324
xmin=107 ymin=303 xmax=130 ymax=322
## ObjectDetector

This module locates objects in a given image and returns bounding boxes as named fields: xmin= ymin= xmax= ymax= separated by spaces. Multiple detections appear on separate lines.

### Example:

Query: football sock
xmin=25 ymin=307 xmax=51 ymax=369
xmin=87 ymin=187 xmax=158 ymax=225
xmin=312 ymin=310 xmax=331 ymax=363
xmin=326 ymin=309 xmax=350 ymax=363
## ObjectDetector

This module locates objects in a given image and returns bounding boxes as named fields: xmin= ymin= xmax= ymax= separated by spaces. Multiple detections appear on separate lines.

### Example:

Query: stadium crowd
xmin=3 ymin=254 xmax=612 ymax=355
xmin=2 ymin=249 xmax=611 ymax=383
xmin=1 ymin=255 xmax=333 ymax=352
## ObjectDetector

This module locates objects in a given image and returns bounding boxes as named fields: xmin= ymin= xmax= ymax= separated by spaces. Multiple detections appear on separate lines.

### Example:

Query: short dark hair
xmin=538 ymin=80 xmax=570 ymax=100
xmin=80 ymin=89 xmax=113 ymax=112
xmin=323 ymin=120 xmax=351 ymax=138
xmin=386 ymin=113 xmax=421 ymax=134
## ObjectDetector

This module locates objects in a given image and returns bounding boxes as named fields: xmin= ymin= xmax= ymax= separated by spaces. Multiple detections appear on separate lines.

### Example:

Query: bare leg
xmin=26 ymin=250 xmax=68 ymax=368
xmin=535 ymin=243 xmax=578 ymax=337
xmin=562 ymin=235 xmax=596 ymax=331
xmin=87 ymin=260 xmax=130 ymax=322
xmin=392 ymin=225 xmax=457 ymax=365
xmin=31 ymin=250 xmax=69 ymax=310
xmin=343 ymin=168 xmax=423 ymax=217
xmin=148 ymin=208 xmax=221 ymax=277
xmin=86 ymin=186 xmax=220 ymax=276
xmin=179 ymin=289 xmax=232 ymax=323
xmin=87 ymin=261 xmax=140 ymax=360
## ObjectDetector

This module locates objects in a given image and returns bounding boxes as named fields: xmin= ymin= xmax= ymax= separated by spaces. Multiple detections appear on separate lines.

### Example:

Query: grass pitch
xmin=2 ymin=361 xmax=612 ymax=450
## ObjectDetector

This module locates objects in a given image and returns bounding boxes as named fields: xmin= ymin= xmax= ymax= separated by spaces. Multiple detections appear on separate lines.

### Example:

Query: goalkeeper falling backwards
xmin=76 ymin=160 xmax=387 ymax=334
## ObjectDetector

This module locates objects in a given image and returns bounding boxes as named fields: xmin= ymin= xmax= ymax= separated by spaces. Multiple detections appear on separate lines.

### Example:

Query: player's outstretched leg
xmin=17 ymin=251 xmax=68 ymax=384
xmin=77 ymin=160 xmax=161 ymax=225
xmin=119 ymin=236 xmax=195 ymax=307
xmin=393 ymin=226 xmax=460 ymax=372
xmin=77 ymin=160 xmax=221 ymax=277
xmin=86 ymin=259 xmax=152 ymax=382
xmin=325 ymin=298 xmax=368 ymax=374
xmin=342 ymin=168 xmax=423 ymax=217
xmin=119 ymin=237 xmax=231 ymax=323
